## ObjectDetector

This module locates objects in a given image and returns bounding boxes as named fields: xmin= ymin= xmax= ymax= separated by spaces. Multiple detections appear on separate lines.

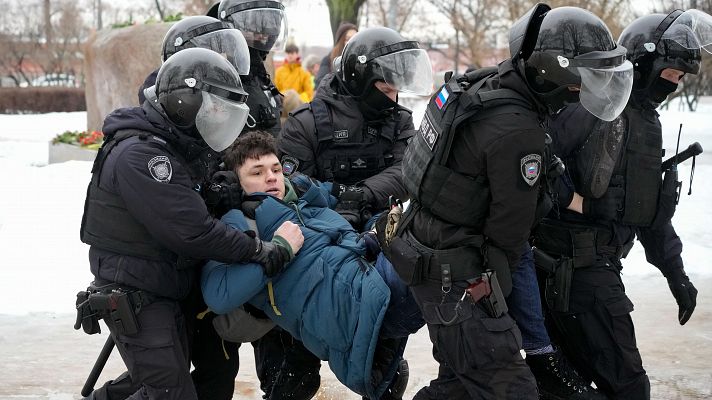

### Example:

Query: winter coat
xmin=201 ymin=174 xmax=395 ymax=399
xmin=275 ymin=61 xmax=314 ymax=102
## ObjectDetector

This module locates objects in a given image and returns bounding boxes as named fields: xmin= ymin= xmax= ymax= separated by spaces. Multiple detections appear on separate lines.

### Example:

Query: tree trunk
xmin=326 ymin=0 xmax=366 ymax=37
xmin=44 ymin=0 xmax=52 ymax=45
xmin=154 ymin=0 xmax=165 ymax=21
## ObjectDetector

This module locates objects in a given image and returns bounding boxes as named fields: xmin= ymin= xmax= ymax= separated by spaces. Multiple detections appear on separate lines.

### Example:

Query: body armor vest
xmin=310 ymin=97 xmax=399 ymax=186
xmin=80 ymin=130 xmax=178 ymax=261
xmin=402 ymin=68 xmax=536 ymax=228
xmin=242 ymin=74 xmax=282 ymax=136
xmin=617 ymin=108 xmax=662 ymax=226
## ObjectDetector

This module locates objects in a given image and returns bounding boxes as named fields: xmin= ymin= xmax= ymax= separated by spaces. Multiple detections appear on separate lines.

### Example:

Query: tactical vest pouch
xmin=621 ymin=114 xmax=662 ymax=226
xmin=388 ymin=232 xmax=426 ymax=286
xmin=420 ymin=164 xmax=490 ymax=227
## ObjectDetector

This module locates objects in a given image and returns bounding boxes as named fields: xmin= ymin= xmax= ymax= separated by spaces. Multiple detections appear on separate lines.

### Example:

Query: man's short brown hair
xmin=223 ymin=130 xmax=278 ymax=172
xmin=285 ymin=43 xmax=299 ymax=54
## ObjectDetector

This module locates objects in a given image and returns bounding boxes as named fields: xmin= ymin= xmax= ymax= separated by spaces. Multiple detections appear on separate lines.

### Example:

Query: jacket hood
xmin=498 ymin=58 xmax=548 ymax=117
xmin=101 ymin=105 xmax=170 ymax=138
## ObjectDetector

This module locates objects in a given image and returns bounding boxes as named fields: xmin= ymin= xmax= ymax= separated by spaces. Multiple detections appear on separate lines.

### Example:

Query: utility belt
xmin=74 ymin=282 xmax=153 ymax=336
xmin=532 ymin=220 xmax=633 ymax=267
xmin=532 ymin=220 xmax=633 ymax=313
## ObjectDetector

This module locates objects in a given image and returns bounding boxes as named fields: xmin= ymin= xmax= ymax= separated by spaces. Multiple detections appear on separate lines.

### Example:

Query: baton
xmin=81 ymin=336 xmax=115 ymax=397
xmin=661 ymin=142 xmax=703 ymax=171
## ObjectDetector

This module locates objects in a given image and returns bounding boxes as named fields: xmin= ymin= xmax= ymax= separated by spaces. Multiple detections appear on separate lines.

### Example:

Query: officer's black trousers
xmin=410 ymin=281 xmax=537 ymax=400
xmin=93 ymin=299 xmax=197 ymax=400
xmin=544 ymin=262 xmax=650 ymax=400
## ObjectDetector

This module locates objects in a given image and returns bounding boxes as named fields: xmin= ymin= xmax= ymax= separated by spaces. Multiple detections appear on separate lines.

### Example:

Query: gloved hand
xmin=332 ymin=184 xmax=370 ymax=230
xmin=251 ymin=238 xmax=293 ymax=277
xmin=202 ymin=171 xmax=243 ymax=217
xmin=550 ymin=174 xmax=574 ymax=209
xmin=360 ymin=231 xmax=381 ymax=262
xmin=666 ymin=269 xmax=698 ymax=325
xmin=582 ymin=187 xmax=625 ymax=221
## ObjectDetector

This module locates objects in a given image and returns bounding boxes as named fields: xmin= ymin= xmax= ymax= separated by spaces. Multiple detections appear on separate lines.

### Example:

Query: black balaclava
xmin=358 ymin=83 xmax=398 ymax=122
xmin=649 ymin=76 xmax=679 ymax=105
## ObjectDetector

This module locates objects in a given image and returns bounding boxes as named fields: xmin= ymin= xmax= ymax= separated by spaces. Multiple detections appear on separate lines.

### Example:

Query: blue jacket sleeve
xmin=114 ymin=141 xmax=256 ymax=263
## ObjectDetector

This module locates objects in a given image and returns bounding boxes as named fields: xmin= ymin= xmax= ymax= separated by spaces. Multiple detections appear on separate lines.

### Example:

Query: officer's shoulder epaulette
xmin=289 ymin=103 xmax=312 ymax=118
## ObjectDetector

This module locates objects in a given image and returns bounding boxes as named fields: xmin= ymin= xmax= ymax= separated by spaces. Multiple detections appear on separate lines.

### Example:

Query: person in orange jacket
xmin=275 ymin=43 xmax=314 ymax=102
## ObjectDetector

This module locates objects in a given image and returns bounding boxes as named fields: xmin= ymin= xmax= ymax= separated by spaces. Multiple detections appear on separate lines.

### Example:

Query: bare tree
xmin=366 ymin=0 xmax=419 ymax=31
xmin=325 ymin=0 xmax=367 ymax=36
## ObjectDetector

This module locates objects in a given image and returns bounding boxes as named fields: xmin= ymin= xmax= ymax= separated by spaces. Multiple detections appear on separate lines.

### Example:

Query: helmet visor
xmin=189 ymin=29 xmax=250 ymax=75
xmin=661 ymin=9 xmax=712 ymax=53
xmin=225 ymin=8 xmax=287 ymax=52
xmin=578 ymin=60 xmax=634 ymax=121
xmin=195 ymin=91 xmax=249 ymax=152
xmin=372 ymin=49 xmax=433 ymax=96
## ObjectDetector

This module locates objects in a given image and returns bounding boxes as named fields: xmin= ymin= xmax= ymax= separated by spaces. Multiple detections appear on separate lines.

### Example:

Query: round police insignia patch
xmin=520 ymin=154 xmax=542 ymax=187
xmin=281 ymin=155 xmax=299 ymax=177
xmin=148 ymin=155 xmax=173 ymax=183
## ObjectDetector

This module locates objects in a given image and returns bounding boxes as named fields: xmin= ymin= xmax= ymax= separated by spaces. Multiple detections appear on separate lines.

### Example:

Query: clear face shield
xmin=661 ymin=9 xmax=712 ymax=54
xmin=559 ymin=49 xmax=634 ymax=121
xmin=195 ymin=91 xmax=250 ymax=152
xmin=189 ymin=29 xmax=251 ymax=75
xmin=371 ymin=48 xmax=433 ymax=96
xmin=222 ymin=5 xmax=287 ymax=52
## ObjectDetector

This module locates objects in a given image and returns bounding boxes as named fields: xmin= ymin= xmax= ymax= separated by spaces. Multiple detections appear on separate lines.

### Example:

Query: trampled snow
xmin=0 ymin=104 xmax=710 ymax=399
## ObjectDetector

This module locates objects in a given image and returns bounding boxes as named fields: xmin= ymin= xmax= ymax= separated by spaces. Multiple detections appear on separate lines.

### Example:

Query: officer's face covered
xmin=527 ymin=49 xmax=634 ymax=121
xmin=195 ymin=91 xmax=250 ymax=152
xmin=236 ymin=153 xmax=285 ymax=199
xmin=372 ymin=48 xmax=434 ymax=96
xmin=189 ymin=29 xmax=251 ymax=75
xmin=223 ymin=5 xmax=287 ymax=52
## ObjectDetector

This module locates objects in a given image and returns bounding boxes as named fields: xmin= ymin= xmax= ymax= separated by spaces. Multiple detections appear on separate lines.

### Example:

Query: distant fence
xmin=0 ymin=87 xmax=86 ymax=113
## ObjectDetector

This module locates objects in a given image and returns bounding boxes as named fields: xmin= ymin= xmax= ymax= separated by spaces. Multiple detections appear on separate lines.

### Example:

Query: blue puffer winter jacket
xmin=201 ymin=175 xmax=394 ymax=399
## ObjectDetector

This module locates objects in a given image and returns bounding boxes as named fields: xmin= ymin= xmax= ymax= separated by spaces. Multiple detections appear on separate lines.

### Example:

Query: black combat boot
xmin=267 ymin=369 xmax=320 ymax=400
xmin=526 ymin=347 xmax=607 ymax=400
xmin=381 ymin=359 xmax=409 ymax=400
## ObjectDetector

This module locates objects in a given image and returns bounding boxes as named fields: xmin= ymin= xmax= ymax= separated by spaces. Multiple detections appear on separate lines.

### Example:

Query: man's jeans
xmin=506 ymin=247 xmax=551 ymax=351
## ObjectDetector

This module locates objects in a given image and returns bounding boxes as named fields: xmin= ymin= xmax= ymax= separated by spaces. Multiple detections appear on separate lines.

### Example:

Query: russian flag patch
xmin=435 ymin=86 xmax=449 ymax=109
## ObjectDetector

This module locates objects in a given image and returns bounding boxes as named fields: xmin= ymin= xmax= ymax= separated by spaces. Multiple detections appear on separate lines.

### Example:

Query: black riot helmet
xmin=154 ymin=48 xmax=249 ymax=152
xmin=339 ymin=26 xmax=433 ymax=97
xmin=618 ymin=10 xmax=709 ymax=105
xmin=509 ymin=4 xmax=633 ymax=121
xmin=162 ymin=15 xmax=250 ymax=75
xmin=217 ymin=0 xmax=287 ymax=52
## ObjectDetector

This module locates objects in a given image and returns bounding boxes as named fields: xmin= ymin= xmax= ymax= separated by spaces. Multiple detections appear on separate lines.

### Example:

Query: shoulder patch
xmin=281 ymin=155 xmax=300 ymax=177
xmin=520 ymin=154 xmax=542 ymax=187
xmin=148 ymin=155 xmax=173 ymax=183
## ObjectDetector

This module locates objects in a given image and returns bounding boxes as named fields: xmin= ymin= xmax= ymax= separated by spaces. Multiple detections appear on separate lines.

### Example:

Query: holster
xmin=533 ymin=247 xmax=573 ymax=313
xmin=74 ymin=283 xmax=150 ymax=336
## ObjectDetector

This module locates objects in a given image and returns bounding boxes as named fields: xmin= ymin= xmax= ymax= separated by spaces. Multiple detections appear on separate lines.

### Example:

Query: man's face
xmin=660 ymin=68 xmax=686 ymax=84
xmin=237 ymin=153 xmax=285 ymax=199
xmin=285 ymin=51 xmax=299 ymax=63
xmin=375 ymin=80 xmax=398 ymax=102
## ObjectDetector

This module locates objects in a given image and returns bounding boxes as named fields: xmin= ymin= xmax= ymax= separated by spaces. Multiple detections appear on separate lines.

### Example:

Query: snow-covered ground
xmin=0 ymin=105 xmax=710 ymax=399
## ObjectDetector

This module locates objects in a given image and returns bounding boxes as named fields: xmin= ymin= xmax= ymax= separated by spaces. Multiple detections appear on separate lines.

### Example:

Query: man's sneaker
xmin=267 ymin=371 xmax=320 ymax=400
xmin=380 ymin=359 xmax=409 ymax=400
xmin=526 ymin=347 xmax=606 ymax=400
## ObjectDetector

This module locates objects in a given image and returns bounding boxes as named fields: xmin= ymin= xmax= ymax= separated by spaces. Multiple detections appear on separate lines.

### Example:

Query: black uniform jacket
xmin=411 ymin=60 xmax=547 ymax=267
xmin=89 ymin=106 xmax=256 ymax=299
xmin=277 ymin=73 xmax=415 ymax=210
xmin=550 ymin=101 xmax=684 ymax=274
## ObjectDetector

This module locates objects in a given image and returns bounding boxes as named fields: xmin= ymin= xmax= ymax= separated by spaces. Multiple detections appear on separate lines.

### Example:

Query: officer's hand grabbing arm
xmin=250 ymin=221 xmax=304 ymax=277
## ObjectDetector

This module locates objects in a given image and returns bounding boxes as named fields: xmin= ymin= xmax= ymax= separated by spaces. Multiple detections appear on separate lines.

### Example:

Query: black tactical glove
xmin=250 ymin=237 xmax=293 ymax=277
xmin=332 ymin=183 xmax=370 ymax=230
xmin=582 ymin=187 xmax=625 ymax=221
xmin=550 ymin=174 xmax=574 ymax=209
xmin=202 ymin=171 xmax=243 ymax=218
xmin=665 ymin=269 xmax=697 ymax=325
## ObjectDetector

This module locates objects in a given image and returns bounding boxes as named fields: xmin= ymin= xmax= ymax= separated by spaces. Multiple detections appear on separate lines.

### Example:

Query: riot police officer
xmin=80 ymin=48 xmax=303 ymax=400
xmin=274 ymin=27 xmax=433 ymax=399
xmin=535 ymin=9 xmax=705 ymax=399
xmin=393 ymin=5 xmax=633 ymax=398
xmin=219 ymin=0 xmax=285 ymax=137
